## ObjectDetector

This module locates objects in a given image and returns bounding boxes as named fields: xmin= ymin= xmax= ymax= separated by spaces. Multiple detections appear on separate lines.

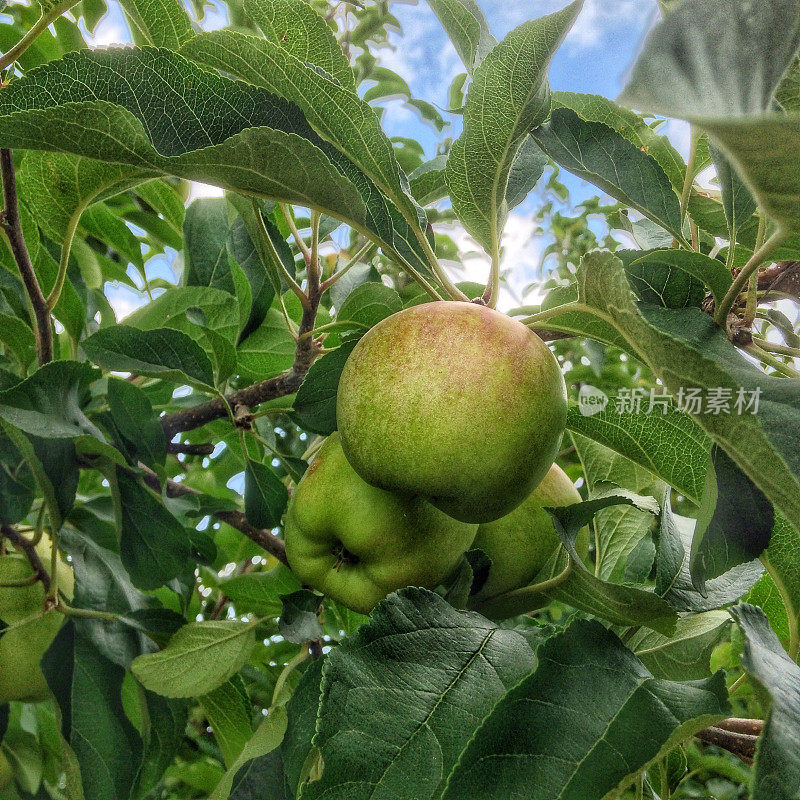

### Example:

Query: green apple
xmin=0 ymin=540 xmax=74 ymax=704
xmin=284 ymin=432 xmax=478 ymax=614
xmin=336 ymin=301 xmax=566 ymax=523
xmin=470 ymin=462 xmax=589 ymax=606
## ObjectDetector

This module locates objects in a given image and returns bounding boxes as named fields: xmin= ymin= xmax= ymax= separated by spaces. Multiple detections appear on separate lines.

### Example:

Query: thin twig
xmin=0 ymin=524 xmax=51 ymax=593
xmin=0 ymin=150 xmax=52 ymax=365
xmin=166 ymin=441 xmax=215 ymax=456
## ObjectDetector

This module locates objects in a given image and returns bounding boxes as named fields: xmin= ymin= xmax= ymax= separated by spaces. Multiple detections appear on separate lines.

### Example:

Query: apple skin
xmin=0 ymin=748 xmax=12 ymax=791
xmin=0 ymin=541 xmax=74 ymax=704
xmin=284 ymin=433 xmax=478 ymax=614
xmin=336 ymin=301 xmax=566 ymax=523
xmin=470 ymin=462 xmax=589 ymax=604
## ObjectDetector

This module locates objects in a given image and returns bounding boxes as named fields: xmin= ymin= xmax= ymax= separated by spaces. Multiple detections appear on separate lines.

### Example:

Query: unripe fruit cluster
xmin=285 ymin=302 xmax=582 ymax=616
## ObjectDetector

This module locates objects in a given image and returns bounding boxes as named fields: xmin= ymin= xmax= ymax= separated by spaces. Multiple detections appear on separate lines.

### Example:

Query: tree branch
xmin=0 ymin=524 xmax=51 ymax=592
xmin=0 ymin=149 xmax=52 ymax=365
xmin=695 ymin=722 xmax=761 ymax=765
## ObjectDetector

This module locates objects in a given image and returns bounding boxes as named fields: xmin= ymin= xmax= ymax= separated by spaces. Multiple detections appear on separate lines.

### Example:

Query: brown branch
xmin=0 ymin=149 xmax=52 ymax=365
xmin=714 ymin=717 xmax=763 ymax=737
xmin=695 ymin=723 xmax=760 ymax=765
xmin=166 ymin=441 xmax=215 ymax=456
xmin=160 ymin=285 xmax=322 ymax=440
xmin=0 ymin=524 xmax=51 ymax=592
xmin=139 ymin=466 xmax=289 ymax=566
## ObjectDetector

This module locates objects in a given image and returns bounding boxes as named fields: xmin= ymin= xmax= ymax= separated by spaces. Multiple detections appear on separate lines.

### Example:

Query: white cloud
xmin=439 ymin=212 xmax=546 ymax=311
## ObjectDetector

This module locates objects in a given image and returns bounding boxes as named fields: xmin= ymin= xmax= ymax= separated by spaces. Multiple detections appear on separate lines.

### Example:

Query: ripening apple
xmin=0 ymin=540 xmax=74 ymax=704
xmin=336 ymin=301 xmax=566 ymax=523
xmin=284 ymin=433 xmax=477 ymax=614
xmin=468 ymin=462 xmax=589 ymax=614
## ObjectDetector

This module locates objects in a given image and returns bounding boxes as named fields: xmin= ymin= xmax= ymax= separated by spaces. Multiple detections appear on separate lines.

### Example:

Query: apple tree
xmin=0 ymin=0 xmax=799 ymax=798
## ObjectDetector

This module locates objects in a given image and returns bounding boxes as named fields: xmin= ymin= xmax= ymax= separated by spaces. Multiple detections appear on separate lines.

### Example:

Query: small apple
xmin=0 ymin=539 xmax=74 ymax=704
xmin=337 ymin=301 xmax=566 ymax=523
xmin=284 ymin=433 xmax=477 ymax=614
xmin=470 ymin=462 xmax=589 ymax=608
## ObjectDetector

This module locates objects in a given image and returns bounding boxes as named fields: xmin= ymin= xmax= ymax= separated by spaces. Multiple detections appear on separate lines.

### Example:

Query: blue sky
xmin=82 ymin=0 xmax=677 ymax=312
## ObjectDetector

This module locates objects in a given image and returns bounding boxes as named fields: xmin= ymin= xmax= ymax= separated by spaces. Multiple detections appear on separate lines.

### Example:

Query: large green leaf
xmin=0 ymin=360 xmax=101 ymax=439
xmin=131 ymin=619 xmax=259 ymax=698
xmin=71 ymin=633 xmax=143 ymax=800
xmin=570 ymin=251 xmax=800 ymax=555
xmin=532 ymin=108 xmax=683 ymax=240
xmin=179 ymin=32 xmax=432 ymax=277
xmin=117 ymin=0 xmax=193 ymax=49
xmin=200 ymin=677 xmax=252 ymax=768
xmin=244 ymin=0 xmax=354 ymax=89
xmin=442 ymin=620 xmax=729 ymax=800
xmin=553 ymin=91 xmax=686 ymax=191
xmin=0 ymin=48 xmax=381 ymax=245
xmin=619 ymin=0 xmax=800 ymax=232
xmin=115 ymin=471 xmax=192 ymax=591
xmin=732 ymin=604 xmax=800 ymax=800
xmin=424 ymin=0 xmax=496 ymax=73
xmin=82 ymin=325 xmax=216 ymax=389
xmin=302 ymin=587 xmax=537 ymax=800
xmin=445 ymin=2 xmax=582 ymax=253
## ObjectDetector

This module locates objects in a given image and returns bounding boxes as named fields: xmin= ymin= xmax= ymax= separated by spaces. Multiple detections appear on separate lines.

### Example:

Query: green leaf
xmin=709 ymin=141 xmax=757 ymax=240
xmin=690 ymin=445 xmax=774 ymax=590
xmin=18 ymin=150 xmax=147 ymax=253
xmin=236 ymin=308 xmax=296 ymax=381
xmin=183 ymin=198 xmax=236 ymax=294
xmin=552 ymin=91 xmax=687 ymax=191
xmin=107 ymin=378 xmax=167 ymax=469
xmin=409 ymin=155 xmax=448 ymax=205
xmin=0 ymin=434 xmax=34 ymax=524
xmin=0 ymin=360 xmax=101 ymax=439
xmin=212 ymin=704 xmax=289 ymax=800
xmin=71 ymin=633 xmax=143 ymax=800
xmin=628 ymin=611 xmax=731 ymax=680
xmin=776 ymin=54 xmax=800 ymax=113
xmin=0 ymin=311 xmax=35 ymax=369
xmin=567 ymin=402 xmax=710 ymax=504
xmin=82 ymin=325 xmax=216 ymax=389
xmin=0 ymin=48 xmax=376 ymax=243
xmin=59 ymin=526 xmax=156 ymax=668
xmin=117 ymin=0 xmax=193 ymax=49
xmin=179 ymin=33 xmax=432 ymax=277
xmin=244 ymin=0 xmax=355 ymax=89
xmin=626 ymin=249 xmax=733 ymax=308
xmin=200 ymin=677 xmax=252 ymax=768
xmin=302 ymin=587 xmax=537 ymax=800
xmin=657 ymin=507 xmax=764 ymax=613
xmin=281 ymin=658 xmax=323 ymax=796
xmin=220 ymin=564 xmax=302 ymax=617
xmin=292 ymin=340 xmax=357 ymax=435
xmin=279 ymin=589 xmax=323 ymax=644
xmin=116 ymin=470 xmax=192 ymax=591
xmin=131 ymin=619 xmax=258 ymax=698
xmin=442 ymin=620 xmax=729 ymax=800
xmin=573 ymin=251 xmax=800 ymax=556
xmin=619 ymin=0 xmax=800 ymax=232
xmin=732 ymin=604 xmax=800 ymax=800
xmin=336 ymin=282 xmax=402 ymax=333
xmin=532 ymin=108 xmax=683 ymax=240
xmin=424 ymin=0 xmax=496 ymax=73
xmin=244 ymin=458 xmax=289 ymax=529
xmin=760 ymin=513 xmax=800 ymax=660
xmin=445 ymin=2 xmax=582 ymax=253
xmin=505 ymin=136 xmax=548 ymax=210
xmin=571 ymin=433 xmax=661 ymax=582
xmin=131 ymin=691 xmax=188 ymax=800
